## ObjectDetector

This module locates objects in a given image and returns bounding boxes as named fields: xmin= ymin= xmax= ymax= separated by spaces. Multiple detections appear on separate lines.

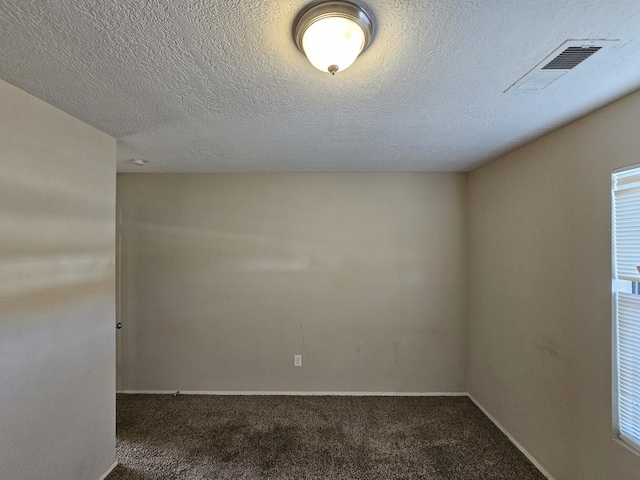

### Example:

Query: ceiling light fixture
xmin=293 ymin=1 xmax=373 ymax=75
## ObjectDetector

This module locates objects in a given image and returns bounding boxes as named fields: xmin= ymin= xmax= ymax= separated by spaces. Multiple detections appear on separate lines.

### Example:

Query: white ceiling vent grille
xmin=505 ymin=40 xmax=617 ymax=92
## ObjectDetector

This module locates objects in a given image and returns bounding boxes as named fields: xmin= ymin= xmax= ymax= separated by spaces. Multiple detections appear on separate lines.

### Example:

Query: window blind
xmin=613 ymin=166 xmax=640 ymax=452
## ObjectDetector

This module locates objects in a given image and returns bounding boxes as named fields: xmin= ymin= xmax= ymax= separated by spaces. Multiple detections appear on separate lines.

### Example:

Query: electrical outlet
xmin=294 ymin=354 xmax=302 ymax=367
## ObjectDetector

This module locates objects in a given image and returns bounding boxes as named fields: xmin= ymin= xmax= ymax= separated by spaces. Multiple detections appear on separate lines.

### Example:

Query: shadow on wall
xmin=2 ymin=254 xmax=114 ymax=318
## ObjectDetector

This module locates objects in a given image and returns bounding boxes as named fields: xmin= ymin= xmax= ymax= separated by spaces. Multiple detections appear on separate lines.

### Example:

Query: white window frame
xmin=612 ymin=162 xmax=640 ymax=455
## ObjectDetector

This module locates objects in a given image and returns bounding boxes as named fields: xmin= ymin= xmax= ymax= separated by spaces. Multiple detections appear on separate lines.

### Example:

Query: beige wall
xmin=0 ymin=79 xmax=116 ymax=480
xmin=117 ymin=173 xmax=467 ymax=393
xmin=468 ymin=89 xmax=640 ymax=479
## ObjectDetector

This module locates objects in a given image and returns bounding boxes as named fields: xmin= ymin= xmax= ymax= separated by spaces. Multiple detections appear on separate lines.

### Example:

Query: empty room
xmin=3 ymin=1 xmax=640 ymax=479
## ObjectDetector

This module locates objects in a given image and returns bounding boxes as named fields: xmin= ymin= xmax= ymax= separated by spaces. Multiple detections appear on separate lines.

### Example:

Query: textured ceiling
xmin=2 ymin=0 xmax=640 ymax=172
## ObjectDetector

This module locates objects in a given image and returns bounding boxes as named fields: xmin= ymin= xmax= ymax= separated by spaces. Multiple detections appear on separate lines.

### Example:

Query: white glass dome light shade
xmin=294 ymin=1 xmax=373 ymax=75
xmin=302 ymin=16 xmax=365 ymax=74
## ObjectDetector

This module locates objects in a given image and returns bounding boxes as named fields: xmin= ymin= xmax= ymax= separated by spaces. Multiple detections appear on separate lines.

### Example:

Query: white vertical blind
xmin=613 ymin=166 xmax=640 ymax=452
xmin=617 ymin=292 xmax=640 ymax=450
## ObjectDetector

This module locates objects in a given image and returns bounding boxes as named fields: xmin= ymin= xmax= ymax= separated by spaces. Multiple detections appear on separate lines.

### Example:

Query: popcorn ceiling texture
xmin=2 ymin=0 xmax=640 ymax=172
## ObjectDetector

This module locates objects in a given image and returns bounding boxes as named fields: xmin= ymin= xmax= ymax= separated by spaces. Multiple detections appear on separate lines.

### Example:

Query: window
xmin=613 ymin=164 xmax=640 ymax=452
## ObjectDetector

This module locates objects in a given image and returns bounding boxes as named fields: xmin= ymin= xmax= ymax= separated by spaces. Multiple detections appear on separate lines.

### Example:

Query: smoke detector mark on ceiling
xmin=505 ymin=40 xmax=618 ymax=92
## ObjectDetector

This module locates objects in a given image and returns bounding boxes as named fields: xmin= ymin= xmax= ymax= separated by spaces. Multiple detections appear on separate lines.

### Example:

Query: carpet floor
xmin=106 ymin=394 xmax=546 ymax=480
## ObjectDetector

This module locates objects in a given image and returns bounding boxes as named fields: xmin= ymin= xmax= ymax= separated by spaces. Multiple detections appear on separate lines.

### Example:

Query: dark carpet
xmin=106 ymin=394 xmax=546 ymax=480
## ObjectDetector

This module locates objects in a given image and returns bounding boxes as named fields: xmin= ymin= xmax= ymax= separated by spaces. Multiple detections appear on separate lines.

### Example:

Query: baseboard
xmin=117 ymin=390 xmax=469 ymax=397
xmin=468 ymin=395 xmax=556 ymax=480
xmin=97 ymin=461 xmax=117 ymax=480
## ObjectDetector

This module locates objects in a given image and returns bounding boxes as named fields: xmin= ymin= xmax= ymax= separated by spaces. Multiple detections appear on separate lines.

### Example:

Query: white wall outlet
xmin=294 ymin=354 xmax=302 ymax=367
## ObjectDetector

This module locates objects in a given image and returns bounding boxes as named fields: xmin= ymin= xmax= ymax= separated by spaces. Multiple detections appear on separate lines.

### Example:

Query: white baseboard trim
xmin=97 ymin=461 xmax=117 ymax=480
xmin=117 ymin=390 xmax=469 ymax=397
xmin=468 ymin=395 xmax=556 ymax=480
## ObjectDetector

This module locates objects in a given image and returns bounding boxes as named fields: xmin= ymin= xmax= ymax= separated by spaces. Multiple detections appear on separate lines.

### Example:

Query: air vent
xmin=505 ymin=40 xmax=617 ymax=92
xmin=542 ymin=46 xmax=601 ymax=70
